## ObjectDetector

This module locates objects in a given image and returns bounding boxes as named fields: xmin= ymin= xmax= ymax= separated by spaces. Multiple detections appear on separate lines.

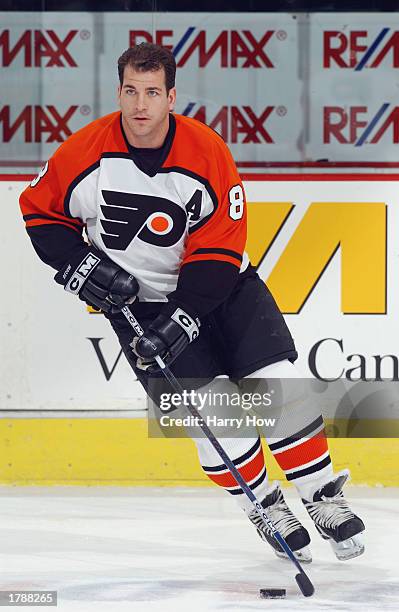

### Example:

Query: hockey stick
xmin=115 ymin=299 xmax=315 ymax=597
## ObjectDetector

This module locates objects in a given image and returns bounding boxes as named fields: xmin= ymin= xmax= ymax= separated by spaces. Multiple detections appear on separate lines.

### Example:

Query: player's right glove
xmin=54 ymin=247 xmax=139 ymax=314
xmin=131 ymin=304 xmax=200 ymax=371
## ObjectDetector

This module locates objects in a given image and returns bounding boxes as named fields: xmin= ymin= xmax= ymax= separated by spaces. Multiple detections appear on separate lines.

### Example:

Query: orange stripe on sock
xmin=272 ymin=432 xmax=328 ymax=472
xmin=204 ymin=446 xmax=265 ymax=489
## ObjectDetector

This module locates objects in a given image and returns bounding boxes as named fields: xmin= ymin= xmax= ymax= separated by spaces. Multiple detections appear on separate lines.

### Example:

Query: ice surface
xmin=0 ymin=486 xmax=398 ymax=611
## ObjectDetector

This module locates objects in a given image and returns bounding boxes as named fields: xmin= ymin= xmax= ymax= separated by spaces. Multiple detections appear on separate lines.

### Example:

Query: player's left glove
xmin=131 ymin=304 xmax=200 ymax=372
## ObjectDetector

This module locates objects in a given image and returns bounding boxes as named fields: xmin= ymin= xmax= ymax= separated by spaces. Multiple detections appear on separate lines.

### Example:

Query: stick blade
xmin=295 ymin=572 xmax=315 ymax=597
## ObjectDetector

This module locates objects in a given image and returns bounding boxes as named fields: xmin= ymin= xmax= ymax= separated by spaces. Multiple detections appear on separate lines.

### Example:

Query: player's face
xmin=118 ymin=65 xmax=176 ymax=148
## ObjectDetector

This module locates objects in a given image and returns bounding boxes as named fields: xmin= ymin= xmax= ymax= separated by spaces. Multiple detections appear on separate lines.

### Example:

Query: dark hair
xmin=118 ymin=43 xmax=176 ymax=93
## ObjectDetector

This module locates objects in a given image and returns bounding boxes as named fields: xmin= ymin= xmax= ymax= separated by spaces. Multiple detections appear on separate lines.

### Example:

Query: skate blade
xmin=330 ymin=533 xmax=365 ymax=561
xmin=275 ymin=545 xmax=312 ymax=564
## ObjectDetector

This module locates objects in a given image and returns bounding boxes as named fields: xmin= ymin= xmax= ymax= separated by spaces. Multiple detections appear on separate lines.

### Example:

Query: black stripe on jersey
xmin=64 ymin=160 xmax=101 ymax=219
xmin=192 ymin=248 xmax=242 ymax=263
xmin=286 ymin=455 xmax=332 ymax=482
xmin=228 ymin=467 xmax=267 ymax=495
xmin=101 ymin=153 xmax=131 ymax=160
xmin=158 ymin=165 xmax=218 ymax=234
xmin=201 ymin=437 xmax=261 ymax=473
xmin=268 ymin=415 xmax=324 ymax=452
xmin=23 ymin=214 xmax=81 ymax=231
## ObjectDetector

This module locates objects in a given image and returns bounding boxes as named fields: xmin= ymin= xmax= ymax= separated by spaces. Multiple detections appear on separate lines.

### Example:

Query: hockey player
xmin=20 ymin=43 xmax=364 ymax=563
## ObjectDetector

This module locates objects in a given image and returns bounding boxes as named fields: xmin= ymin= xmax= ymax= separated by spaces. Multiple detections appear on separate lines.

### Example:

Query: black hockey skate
xmin=247 ymin=482 xmax=312 ymax=563
xmin=303 ymin=470 xmax=365 ymax=561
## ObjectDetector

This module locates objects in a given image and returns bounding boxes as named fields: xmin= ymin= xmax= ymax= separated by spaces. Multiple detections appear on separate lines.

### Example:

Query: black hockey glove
xmin=54 ymin=247 xmax=139 ymax=314
xmin=131 ymin=304 xmax=200 ymax=371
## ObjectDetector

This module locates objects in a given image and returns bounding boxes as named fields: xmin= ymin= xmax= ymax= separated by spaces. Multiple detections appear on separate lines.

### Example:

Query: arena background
xmin=1 ymin=6 xmax=399 ymax=486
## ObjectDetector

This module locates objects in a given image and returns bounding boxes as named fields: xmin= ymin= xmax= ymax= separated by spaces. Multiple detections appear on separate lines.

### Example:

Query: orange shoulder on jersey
xmin=19 ymin=112 xmax=126 ymax=233
xmin=165 ymin=114 xmax=246 ymax=270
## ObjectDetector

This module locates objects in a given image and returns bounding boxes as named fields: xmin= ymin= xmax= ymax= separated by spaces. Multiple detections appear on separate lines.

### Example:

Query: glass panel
xmin=1 ymin=5 xmax=398 ymax=173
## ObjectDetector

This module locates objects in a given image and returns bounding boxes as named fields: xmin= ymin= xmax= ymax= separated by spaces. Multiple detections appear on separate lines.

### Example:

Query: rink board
xmin=2 ymin=177 xmax=399 ymax=486
xmin=0 ymin=418 xmax=398 ymax=486
xmin=3 ymin=178 xmax=399 ymax=408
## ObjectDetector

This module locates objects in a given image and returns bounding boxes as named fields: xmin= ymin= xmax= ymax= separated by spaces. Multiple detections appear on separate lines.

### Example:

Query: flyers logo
xmin=100 ymin=190 xmax=188 ymax=250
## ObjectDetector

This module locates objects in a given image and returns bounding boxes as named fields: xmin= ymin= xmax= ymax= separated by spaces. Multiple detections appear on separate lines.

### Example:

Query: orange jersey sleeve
xmin=20 ymin=158 xmax=83 ymax=234
xmin=20 ymin=112 xmax=124 ymax=230
xmin=19 ymin=112 xmax=126 ymax=269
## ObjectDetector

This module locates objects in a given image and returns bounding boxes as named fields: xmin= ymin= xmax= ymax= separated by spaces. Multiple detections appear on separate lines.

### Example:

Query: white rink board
xmin=245 ymin=178 xmax=399 ymax=382
xmin=1 ymin=182 xmax=145 ymax=413
xmin=2 ymin=178 xmax=399 ymax=412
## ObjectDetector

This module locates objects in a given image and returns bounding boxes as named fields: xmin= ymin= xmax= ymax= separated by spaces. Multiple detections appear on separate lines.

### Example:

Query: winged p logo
xmin=100 ymin=190 xmax=187 ymax=250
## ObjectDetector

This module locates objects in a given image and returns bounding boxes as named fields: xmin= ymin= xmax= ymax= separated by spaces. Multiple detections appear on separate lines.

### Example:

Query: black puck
xmin=259 ymin=588 xmax=287 ymax=599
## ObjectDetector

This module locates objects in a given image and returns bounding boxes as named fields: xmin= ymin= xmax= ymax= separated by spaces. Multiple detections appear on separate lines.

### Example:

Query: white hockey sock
xmin=247 ymin=360 xmax=334 ymax=500
xmin=194 ymin=435 xmax=268 ymax=512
